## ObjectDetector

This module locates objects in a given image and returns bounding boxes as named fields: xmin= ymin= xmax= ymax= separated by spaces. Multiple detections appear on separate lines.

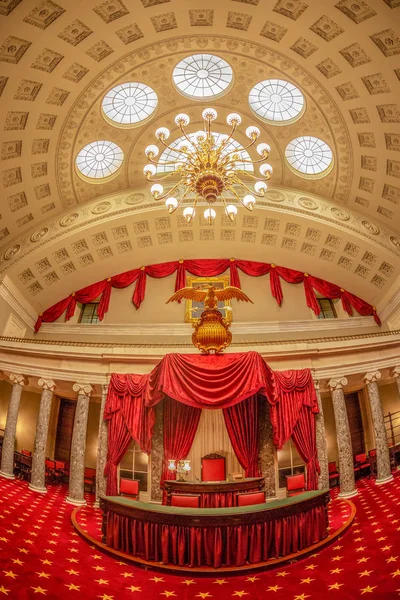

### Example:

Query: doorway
xmin=345 ymin=392 xmax=365 ymax=455
xmin=54 ymin=398 xmax=76 ymax=462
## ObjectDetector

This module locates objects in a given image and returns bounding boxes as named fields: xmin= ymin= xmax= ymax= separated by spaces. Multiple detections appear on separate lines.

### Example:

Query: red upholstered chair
xmin=171 ymin=494 xmax=200 ymax=508
xmin=54 ymin=461 xmax=65 ymax=483
xmin=237 ymin=491 xmax=266 ymax=506
xmin=328 ymin=461 xmax=340 ymax=488
xmin=355 ymin=453 xmax=370 ymax=478
xmin=286 ymin=473 xmax=306 ymax=497
xmin=84 ymin=467 xmax=96 ymax=493
xmin=119 ymin=478 xmax=139 ymax=500
xmin=21 ymin=449 xmax=32 ymax=456
xmin=368 ymin=449 xmax=377 ymax=477
xmin=45 ymin=459 xmax=55 ymax=484
xmin=201 ymin=453 xmax=226 ymax=481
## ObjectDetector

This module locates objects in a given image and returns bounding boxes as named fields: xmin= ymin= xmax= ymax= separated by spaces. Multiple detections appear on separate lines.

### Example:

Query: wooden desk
xmin=101 ymin=490 xmax=329 ymax=569
xmin=163 ymin=477 xmax=264 ymax=507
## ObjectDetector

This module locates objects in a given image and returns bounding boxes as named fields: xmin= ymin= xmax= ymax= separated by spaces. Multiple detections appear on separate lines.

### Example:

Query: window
xmin=119 ymin=441 xmax=149 ymax=493
xmin=285 ymin=136 xmax=333 ymax=178
xmin=317 ymin=298 xmax=337 ymax=319
xmin=172 ymin=54 xmax=233 ymax=99
xmin=102 ymin=82 xmax=158 ymax=127
xmin=249 ymin=79 xmax=305 ymax=125
xmin=75 ymin=140 xmax=124 ymax=180
xmin=79 ymin=302 xmax=100 ymax=324
xmin=277 ymin=439 xmax=305 ymax=489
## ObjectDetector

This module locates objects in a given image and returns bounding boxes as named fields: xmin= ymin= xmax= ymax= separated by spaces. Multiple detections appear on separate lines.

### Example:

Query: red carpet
xmin=1 ymin=474 xmax=400 ymax=599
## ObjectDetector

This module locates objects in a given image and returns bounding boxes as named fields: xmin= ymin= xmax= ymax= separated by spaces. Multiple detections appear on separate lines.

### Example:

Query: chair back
xmin=369 ymin=449 xmax=377 ymax=457
xmin=55 ymin=461 xmax=65 ymax=470
xmin=171 ymin=494 xmax=200 ymax=508
xmin=84 ymin=467 xmax=96 ymax=478
xmin=286 ymin=473 xmax=305 ymax=493
xmin=355 ymin=453 xmax=367 ymax=463
xmin=328 ymin=461 xmax=338 ymax=474
xmin=237 ymin=491 xmax=265 ymax=506
xmin=201 ymin=454 xmax=226 ymax=481
xmin=45 ymin=459 xmax=55 ymax=469
xmin=21 ymin=449 xmax=32 ymax=456
xmin=120 ymin=478 xmax=139 ymax=497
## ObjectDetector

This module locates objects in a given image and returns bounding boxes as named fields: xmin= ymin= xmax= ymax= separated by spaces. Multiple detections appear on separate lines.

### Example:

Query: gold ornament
xmin=167 ymin=284 xmax=253 ymax=354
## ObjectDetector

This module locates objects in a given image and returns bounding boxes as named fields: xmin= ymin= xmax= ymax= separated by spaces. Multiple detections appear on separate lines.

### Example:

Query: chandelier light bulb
xmin=145 ymin=145 xmax=159 ymax=158
xmin=175 ymin=113 xmax=190 ymax=126
xmin=143 ymin=163 xmax=157 ymax=177
xmin=165 ymin=197 xmax=178 ymax=212
xmin=155 ymin=127 xmax=170 ymax=140
xmin=260 ymin=163 xmax=273 ymax=177
xmin=243 ymin=194 xmax=256 ymax=210
xmin=204 ymin=208 xmax=216 ymax=223
xmin=254 ymin=181 xmax=268 ymax=193
xmin=183 ymin=206 xmax=195 ymax=222
xmin=202 ymin=108 xmax=217 ymax=121
xmin=195 ymin=130 xmax=206 ymax=143
xmin=257 ymin=143 xmax=271 ymax=156
xmin=227 ymin=113 xmax=242 ymax=126
xmin=151 ymin=183 xmax=163 ymax=197
xmin=225 ymin=205 xmax=238 ymax=221
xmin=246 ymin=126 xmax=261 ymax=139
xmin=178 ymin=140 xmax=190 ymax=152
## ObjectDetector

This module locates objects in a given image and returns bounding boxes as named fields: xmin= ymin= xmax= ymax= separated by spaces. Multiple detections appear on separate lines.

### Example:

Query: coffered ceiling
xmin=0 ymin=0 xmax=399 ymax=313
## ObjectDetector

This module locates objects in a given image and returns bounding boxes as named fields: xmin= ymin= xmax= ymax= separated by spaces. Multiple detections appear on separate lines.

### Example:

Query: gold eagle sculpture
xmin=167 ymin=284 xmax=253 ymax=354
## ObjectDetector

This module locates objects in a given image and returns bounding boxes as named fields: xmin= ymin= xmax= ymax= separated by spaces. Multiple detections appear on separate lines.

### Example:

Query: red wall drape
xmin=162 ymin=396 xmax=201 ymax=484
xmin=34 ymin=257 xmax=380 ymax=331
xmin=223 ymin=395 xmax=260 ymax=477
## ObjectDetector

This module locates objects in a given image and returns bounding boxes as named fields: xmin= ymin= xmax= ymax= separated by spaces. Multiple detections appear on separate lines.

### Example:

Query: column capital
xmin=313 ymin=379 xmax=320 ymax=391
xmin=9 ymin=373 xmax=28 ymax=387
xmin=391 ymin=366 xmax=400 ymax=379
xmin=364 ymin=370 xmax=381 ymax=384
xmin=38 ymin=378 xmax=56 ymax=391
xmin=328 ymin=377 xmax=348 ymax=391
xmin=101 ymin=383 xmax=109 ymax=395
xmin=72 ymin=383 xmax=93 ymax=397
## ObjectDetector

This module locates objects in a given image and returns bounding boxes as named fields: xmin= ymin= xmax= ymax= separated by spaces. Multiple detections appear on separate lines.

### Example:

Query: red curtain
xmin=162 ymin=396 xmax=201 ymax=484
xmin=292 ymin=406 xmax=320 ymax=490
xmin=104 ymin=410 xmax=133 ymax=496
xmin=223 ymin=395 xmax=260 ymax=477
xmin=34 ymin=257 xmax=379 ymax=331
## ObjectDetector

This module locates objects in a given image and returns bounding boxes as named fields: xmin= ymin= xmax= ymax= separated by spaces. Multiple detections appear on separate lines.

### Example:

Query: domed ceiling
xmin=0 ymin=0 xmax=399 ymax=312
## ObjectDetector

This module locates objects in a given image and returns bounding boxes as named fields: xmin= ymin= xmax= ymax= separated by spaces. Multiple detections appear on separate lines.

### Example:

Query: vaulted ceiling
xmin=0 ymin=0 xmax=399 ymax=312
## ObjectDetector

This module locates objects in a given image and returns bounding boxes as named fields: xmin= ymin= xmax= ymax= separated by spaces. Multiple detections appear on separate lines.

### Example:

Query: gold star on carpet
xmin=294 ymin=595 xmax=310 ymax=600
xmin=18 ymin=548 xmax=28 ymax=554
xmin=161 ymin=593 xmax=176 ymax=598
xmin=277 ymin=571 xmax=289 ymax=576
xmin=126 ymin=587 xmax=141 ymax=592
xmin=92 ymin=555 xmax=102 ymax=560
xmin=331 ymin=556 xmax=343 ymax=562
xmin=0 ymin=586 xmax=10 ymax=595
xmin=65 ymin=584 xmax=80 ymax=591
xmin=356 ymin=546 xmax=366 ymax=552
xmin=359 ymin=570 xmax=373 ymax=577
xmin=0 ymin=537 xmax=8 ymax=543
xmin=266 ymin=586 xmax=282 ymax=592
xmin=361 ymin=585 xmax=377 ymax=594
xmin=36 ymin=572 xmax=50 ymax=579
xmin=330 ymin=568 xmax=343 ymax=574
xmin=66 ymin=569 xmax=79 ymax=576
xmin=392 ymin=570 xmax=400 ymax=577
xmin=333 ymin=545 xmax=342 ymax=550
xmin=246 ymin=576 xmax=259 ymax=582
xmin=387 ymin=557 xmax=398 ymax=563
xmin=97 ymin=595 xmax=114 ymax=600
xmin=11 ymin=559 xmax=23 ymax=566
xmin=92 ymin=566 xmax=105 ymax=571
xmin=121 ymin=573 xmax=134 ymax=579
xmin=300 ymin=578 xmax=314 ymax=584
xmin=196 ymin=594 xmax=212 ymax=599
xmin=3 ymin=572 xmax=16 ymax=579
xmin=181 ymin=580 xmax=195 ymax=585
xmin=382 ymin=545 xmax=392 ymax=551
xmin=305 ymin=564 xmax=317 ymax=570
xmin=213 ymin=580 xmax=227 ymax=585
xmin=377 ymin=537 xmax=386 ymax=542
xmin=44 ymin=550 xmax=54 ymax=555
xmin=117 ymin=561 xmax=126 ymax=566
xmin=357 ymin=557 xmax=370 ymax=563
xmin=31 ymin=587 xmax=47 ymax=595
xmin=95 ymin=579 xmax=109 ymax=585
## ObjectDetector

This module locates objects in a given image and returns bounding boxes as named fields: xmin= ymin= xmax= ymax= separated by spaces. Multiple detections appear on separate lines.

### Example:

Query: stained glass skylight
xmin=285 ymin=136 xmax=333 ymax=177
xmin=249 ymin=79 xmax=305 ymax=124
xmin=102 ymin=82 xmax=158 ymax=126
xmin=76 ymin=141 xmax=124 ymax=180
xmin=172 ymin=54 xmax=233 ymax=99
xmin=157 ymin=133 xmax=253 ymax=174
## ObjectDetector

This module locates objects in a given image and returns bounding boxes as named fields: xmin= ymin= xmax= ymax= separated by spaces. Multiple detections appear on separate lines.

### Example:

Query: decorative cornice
xmin=364 ymin=371 xmax=382 ymax=384
xmin=328 ymin=377 xmax=348 ymax=391
xmin=72 ymin=383 xmax=93 ymax=397
xmin=9 ymin=373 xmax=28 ymax=387
xmin=38 ymin=378 xmax=56 ymax=392
xmin=0 ymin=275 xmax=36 ymax=331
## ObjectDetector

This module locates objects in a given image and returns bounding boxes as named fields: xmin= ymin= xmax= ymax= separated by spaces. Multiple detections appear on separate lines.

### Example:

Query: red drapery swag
xmin=103 ymin=352 xmax=320 ymax=494
xmin=34 ymin=257 xmax=380 ymax=331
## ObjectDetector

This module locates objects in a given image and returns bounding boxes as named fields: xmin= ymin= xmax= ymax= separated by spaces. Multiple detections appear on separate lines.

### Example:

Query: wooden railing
xmin=385 ymin=410 xmax=400 ymax=448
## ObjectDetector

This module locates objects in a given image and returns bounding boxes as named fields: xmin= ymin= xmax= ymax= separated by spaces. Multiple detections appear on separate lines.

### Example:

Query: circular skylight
xmin=285 ymin=136 xmax=333 ymax=178
xmin=157 ymin=133 xmax=253 ymax=173
xmin=249 ymin=79 xmax=305 ymax=124
xmin=173 ymin=54 xmax=233 ymax=99
xmin=76 ymin=141 xmax=124 ymax=180
xmin=102 ymin=82 xmax=158 ymax=126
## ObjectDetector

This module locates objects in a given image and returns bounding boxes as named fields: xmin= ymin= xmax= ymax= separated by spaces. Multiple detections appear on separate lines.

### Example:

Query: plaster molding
xmin=72 ymin=383 xmax=93 ymax=397
xmin=364 ymin=371 xmax=382 ymax=384
xmin=0 ymin=275 xmax=37 ymax=331
xmin=9 ymin=373 xmax=28 ymax=387
xmin=101 ymin=384 xmax=109 ymax=396
xmin=391 ymin=366 xmax=400 ymax=379
xmin=38 ymin=378 xmax=56 ymax=392
xmin=328 ymin=377 xmax=348 ymax=391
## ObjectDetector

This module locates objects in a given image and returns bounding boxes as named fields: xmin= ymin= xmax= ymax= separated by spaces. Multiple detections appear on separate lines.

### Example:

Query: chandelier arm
xmin=179 ymin=123 xmax=196 ymax=149
xmin=234 ymin=156 xmax=270 ymax=165
xmin=233 ymin=179 xmax=266 ymax=198
xmin=147 ymin=171 xmax=181 ymax=183
xmin=222 ymin=136 xmax=258 ymax=159
xmin=157 ymin=136 xmax=192 ymax=157
xmin=234 ymin=169 xmax=270 ymax=181
xmin=220 ymin=123 xmax=237 ymax=148
xmin=227 ymin=186 xmax=248 ymax=209
xmin=169 ymin=188 xmax=191 ymax=214
xmin=154 ymin=180 xmax=183 ymax=201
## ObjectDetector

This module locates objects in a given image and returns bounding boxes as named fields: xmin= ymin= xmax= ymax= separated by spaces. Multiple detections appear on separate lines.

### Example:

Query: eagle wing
xmin=214 ymin=286 xmax=253 ymax=303
xmin=166 ymin=286 xmax=208 ymax=304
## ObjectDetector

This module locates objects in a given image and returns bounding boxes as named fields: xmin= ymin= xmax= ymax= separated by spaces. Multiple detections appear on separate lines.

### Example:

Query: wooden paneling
xmin=345 ymin=392 xmax=365 ymax=456
xmin=55 ymin=398 xmax=76 ymax=462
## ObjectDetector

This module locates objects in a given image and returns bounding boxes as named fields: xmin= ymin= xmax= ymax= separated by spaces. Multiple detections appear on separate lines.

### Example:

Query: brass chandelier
xmin=143 ymin=108 xmax=273 ymax=224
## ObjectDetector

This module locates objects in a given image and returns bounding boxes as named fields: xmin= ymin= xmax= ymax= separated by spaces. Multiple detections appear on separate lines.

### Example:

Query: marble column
xmin=0 ymin=373 xmax=27 ymax=480
xmin=29 ymin=379 xmax=56 ymax=494
xmin=328 ymin=377 xmax=357 ymax=499
xmin=95 ymin=384 xmax=108 ymax=507
xmin=364 ymin=371 xmax=393 ymax=485
xmin=150 ymin=402 xmax=164 ymax=503
xmin=258 ymin=400 xmax=276 ymax=498
xmin=313 ymin=380 xmax=329 ymax=491
xmin=66 ymin=383 xmax=93 ymax=506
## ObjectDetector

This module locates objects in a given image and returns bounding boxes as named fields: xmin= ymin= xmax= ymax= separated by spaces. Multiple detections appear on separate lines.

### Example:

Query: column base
xmin=375 ymin=474 xmax=394 ymax=486
xmin=66 ymin=495 xmax=86 ymax=506
xmin=338 ymin=488 xmax=358 ymax=499
xmin=0 ymin=470 xmax=15 ymax=480
xmin=28 ymin=483 xmax=47 ymax=494
xmin=94 ymin=500 xmax=100 ymax=509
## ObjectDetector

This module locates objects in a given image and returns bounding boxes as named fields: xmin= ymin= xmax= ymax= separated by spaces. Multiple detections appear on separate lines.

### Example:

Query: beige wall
xmin=0 ymin=381 xmax=41 ymax=453
xmin=379 ymin=382 xmax=400 ymax=415
xmin=322 ymin=395 xmax=338 ymax=464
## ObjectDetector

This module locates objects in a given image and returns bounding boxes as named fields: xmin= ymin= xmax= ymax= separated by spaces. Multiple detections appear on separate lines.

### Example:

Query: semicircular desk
xmin=100 ymin=490 xmax=329 ymax=570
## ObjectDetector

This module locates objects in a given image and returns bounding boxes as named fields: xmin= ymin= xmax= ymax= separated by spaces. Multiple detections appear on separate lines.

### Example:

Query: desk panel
xmin=163 ymin=477 xmax=264 ymax=507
